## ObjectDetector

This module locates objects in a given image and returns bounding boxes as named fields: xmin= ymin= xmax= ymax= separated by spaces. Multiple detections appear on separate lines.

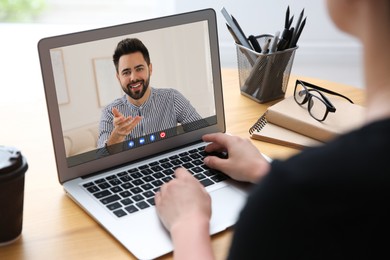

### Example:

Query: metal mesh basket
xmin=236 ymin=35 xmax=298 ymax=103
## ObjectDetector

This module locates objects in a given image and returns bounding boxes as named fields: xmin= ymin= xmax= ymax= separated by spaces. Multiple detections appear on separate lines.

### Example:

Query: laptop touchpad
xmin=209 ymin=185 xmax=248 ymax=234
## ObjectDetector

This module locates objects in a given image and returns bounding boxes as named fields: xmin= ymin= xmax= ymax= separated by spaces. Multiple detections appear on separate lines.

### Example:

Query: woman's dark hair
xmin=113 ymin=38 xmax=150 ymax=72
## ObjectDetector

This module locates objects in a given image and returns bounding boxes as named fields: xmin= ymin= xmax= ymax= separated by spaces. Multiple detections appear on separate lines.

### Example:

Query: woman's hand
xmin=202 ymin=133 xmax=270 ymax=184
xmin=155 ymin=168 xmax=214 ymax=260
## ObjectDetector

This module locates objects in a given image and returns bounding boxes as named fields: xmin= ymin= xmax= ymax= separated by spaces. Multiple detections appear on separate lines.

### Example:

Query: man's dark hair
xmin=113 ymin=38 xmax=150 ymax=72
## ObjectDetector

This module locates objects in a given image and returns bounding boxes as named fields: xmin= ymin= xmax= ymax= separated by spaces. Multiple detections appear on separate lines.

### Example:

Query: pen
xmin=226 ymin=23 xmax=239 ymax=44
xmin=248 ymin=35 xmax=262 ymax=53
xmin=288 ymin=15 xmax=294 ymax=29
xmin=291 ymin=17 xmax=306 ymax=47
xmin=285 ymin=6 xmax=290 ymax=29
xmin=295 ymin=8 xmax=305 ymax=33
xmin=290 ymin=8 xmax=305 ymax=48
xmin=287 ymin=27 xmax=294 ymax=48
xmin=221 ymin=7 xmax=252 ymax=50
xmin=269 ymin=31 xmax=280 ymax=53
xmin=231 ymin=15 xmax=248 ymax=44
xmin=277 ymin=27 xmax=293 ymax=51
xmin=262 ymin=38 xmax=271 ymax=54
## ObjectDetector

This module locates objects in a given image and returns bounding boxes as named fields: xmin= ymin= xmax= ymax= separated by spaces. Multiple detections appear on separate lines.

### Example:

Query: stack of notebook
xmin=249 ymin=95 xmax=365 ymax=149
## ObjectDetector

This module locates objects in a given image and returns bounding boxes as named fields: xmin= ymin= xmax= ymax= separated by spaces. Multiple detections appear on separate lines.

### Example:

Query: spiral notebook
xmin=249 ymin=95 xmax=365 ymax=149
xmin=249 ymin=115 xmax=323 ymax=149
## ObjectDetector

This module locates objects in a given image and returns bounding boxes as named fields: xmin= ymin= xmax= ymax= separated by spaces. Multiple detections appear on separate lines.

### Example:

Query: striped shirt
xmin=97 ymin=87 xmax=202 ymax=148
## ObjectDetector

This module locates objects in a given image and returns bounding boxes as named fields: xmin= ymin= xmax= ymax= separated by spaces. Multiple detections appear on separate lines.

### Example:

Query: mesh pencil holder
xmin=236 ymin=34 xmax=298 ymax=103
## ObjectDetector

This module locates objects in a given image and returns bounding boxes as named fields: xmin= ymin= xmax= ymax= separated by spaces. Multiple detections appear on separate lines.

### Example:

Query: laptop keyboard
xmin=82 ymin=145 xmax=228 ymax=218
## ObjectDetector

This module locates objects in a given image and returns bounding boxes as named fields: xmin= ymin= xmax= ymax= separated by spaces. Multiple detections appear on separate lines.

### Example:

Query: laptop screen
xmin=38 ymin=9 xmax=225 ymax=183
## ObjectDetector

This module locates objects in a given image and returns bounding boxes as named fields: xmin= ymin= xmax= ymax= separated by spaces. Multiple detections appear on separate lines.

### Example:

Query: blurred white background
xmin=1 ymin=0 xmax=363 ymax=89
xmin=33 ymin=0 xmax=363 ymax=89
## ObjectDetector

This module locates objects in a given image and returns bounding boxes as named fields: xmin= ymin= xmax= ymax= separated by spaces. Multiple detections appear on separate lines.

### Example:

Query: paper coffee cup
xmin=0 ymin=146 xmax=28 ymax=246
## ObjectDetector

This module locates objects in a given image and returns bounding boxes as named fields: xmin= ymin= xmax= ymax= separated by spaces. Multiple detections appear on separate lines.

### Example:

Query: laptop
xmin=38 ymin=8 xmax=255 ymax=259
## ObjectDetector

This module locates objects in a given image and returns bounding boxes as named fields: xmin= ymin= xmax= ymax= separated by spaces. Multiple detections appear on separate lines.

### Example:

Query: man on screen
xmin=97 ymin=38 xmax=202 ymax=149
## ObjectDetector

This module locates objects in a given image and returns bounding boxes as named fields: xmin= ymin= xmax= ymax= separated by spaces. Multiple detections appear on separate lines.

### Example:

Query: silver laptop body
xmin=38 ymin=9 xmax=250 ymax=259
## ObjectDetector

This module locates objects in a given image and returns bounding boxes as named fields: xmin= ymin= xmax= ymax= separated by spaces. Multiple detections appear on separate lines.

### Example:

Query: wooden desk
xmin=0 ymin=69 xmax=365 ymax=260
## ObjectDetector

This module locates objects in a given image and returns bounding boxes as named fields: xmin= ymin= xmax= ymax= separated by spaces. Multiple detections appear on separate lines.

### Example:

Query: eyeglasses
xmin=294 ymin=80 xmax=354 ymax=121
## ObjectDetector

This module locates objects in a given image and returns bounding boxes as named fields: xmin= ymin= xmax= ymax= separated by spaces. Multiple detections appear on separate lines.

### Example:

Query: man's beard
xmin=123 ymin=76 xmax=150 ymax=100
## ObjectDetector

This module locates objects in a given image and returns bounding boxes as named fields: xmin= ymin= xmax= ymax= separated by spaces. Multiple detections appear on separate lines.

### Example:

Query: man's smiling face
xmin=116 ymin=52 xmax=152 ymax=100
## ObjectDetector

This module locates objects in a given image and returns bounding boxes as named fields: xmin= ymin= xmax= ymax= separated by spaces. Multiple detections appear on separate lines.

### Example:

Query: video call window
xmin=49 ymin=21 xmax=217 ymax=167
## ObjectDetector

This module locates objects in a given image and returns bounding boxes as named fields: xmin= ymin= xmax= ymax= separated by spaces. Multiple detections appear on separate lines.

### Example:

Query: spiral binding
xmin=249 ymin=113 xmax=268 ymax=135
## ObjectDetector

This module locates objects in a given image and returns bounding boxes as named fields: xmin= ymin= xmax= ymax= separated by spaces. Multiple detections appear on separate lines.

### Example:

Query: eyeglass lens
xmin=295 ymin=82 xmax=328 ymax=121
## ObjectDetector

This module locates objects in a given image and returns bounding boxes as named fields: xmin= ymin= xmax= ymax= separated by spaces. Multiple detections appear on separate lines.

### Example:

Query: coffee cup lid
xmin=0 ymin=146 xmax=23 ymax=174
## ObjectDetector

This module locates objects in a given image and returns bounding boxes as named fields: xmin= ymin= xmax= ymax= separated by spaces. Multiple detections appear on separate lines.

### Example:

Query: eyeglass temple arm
xmin=297 ymin=80 xmax=354 ymax=103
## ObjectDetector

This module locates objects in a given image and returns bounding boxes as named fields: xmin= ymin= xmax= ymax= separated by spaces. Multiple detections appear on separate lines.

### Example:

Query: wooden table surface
xmin=0 ymin=68 xmax=365 ymax=260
